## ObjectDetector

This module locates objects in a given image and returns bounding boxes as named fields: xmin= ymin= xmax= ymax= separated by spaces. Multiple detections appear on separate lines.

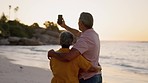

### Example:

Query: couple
xmin=48 ymin=12 xmax=102 ymax=83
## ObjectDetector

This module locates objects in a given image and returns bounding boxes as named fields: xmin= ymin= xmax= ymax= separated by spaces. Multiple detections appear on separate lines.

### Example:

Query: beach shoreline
xmin=102 ymin=64 xmax=148 ymax=83
xmin=0 ymin=50 xmax=148 ymax=83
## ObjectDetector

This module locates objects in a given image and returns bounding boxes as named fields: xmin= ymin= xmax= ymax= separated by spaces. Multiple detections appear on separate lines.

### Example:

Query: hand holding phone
xmin=57 ymin=15 xmax=63 ymax=25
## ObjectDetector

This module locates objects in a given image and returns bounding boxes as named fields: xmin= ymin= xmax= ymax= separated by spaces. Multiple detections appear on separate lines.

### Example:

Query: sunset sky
xmin=0 ymin=0 xmax=148 ymax=41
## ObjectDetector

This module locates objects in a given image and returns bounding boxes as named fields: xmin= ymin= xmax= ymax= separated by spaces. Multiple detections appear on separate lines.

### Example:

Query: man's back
xmin=73 ymin=28 xmax=100 ymax=79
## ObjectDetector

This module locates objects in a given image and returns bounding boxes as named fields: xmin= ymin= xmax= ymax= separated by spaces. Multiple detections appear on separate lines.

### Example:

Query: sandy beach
xmin=0 ymin=49 xmax=148 ymax=83
xmin=0 ymin=54 xmax=53 ymax=83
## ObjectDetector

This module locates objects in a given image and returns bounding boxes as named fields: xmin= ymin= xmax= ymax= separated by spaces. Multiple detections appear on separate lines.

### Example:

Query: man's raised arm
xmin=63 ymin=25 xmax=81 ymax=37
xmin=59 ymin=18 xmax=81 ymax=37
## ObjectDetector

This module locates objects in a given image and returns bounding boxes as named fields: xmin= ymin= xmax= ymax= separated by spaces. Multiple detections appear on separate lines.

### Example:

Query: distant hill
xmin=0 ymin=13 xmax=62 ymax=45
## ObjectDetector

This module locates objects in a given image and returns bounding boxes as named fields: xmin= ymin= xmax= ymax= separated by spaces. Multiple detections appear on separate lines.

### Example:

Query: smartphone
xmin=57 ymin=15 xmax=62 ymax=25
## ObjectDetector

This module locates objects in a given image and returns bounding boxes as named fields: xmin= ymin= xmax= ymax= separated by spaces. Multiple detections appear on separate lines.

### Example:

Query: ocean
xmin=100 ymin=41 xmax=148 ymax=74
xmin=0 ymin=41 xmax=148 ymax=75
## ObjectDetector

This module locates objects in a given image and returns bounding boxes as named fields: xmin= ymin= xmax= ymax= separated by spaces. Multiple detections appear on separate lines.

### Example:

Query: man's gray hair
xmin=79 ymin=12 xmax=94 ymax=28
xmin=60 ymin=31 xmax=74 ymax=46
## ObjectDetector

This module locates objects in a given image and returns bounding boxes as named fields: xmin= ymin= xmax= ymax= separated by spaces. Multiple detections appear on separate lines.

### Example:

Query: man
xmin=48 ymin=12 xmax=102 ymax=83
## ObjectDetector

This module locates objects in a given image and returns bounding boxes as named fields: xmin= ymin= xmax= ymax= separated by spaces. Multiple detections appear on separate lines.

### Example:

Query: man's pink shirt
xmin=73 ymin=29 xmax=101 ymax=80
